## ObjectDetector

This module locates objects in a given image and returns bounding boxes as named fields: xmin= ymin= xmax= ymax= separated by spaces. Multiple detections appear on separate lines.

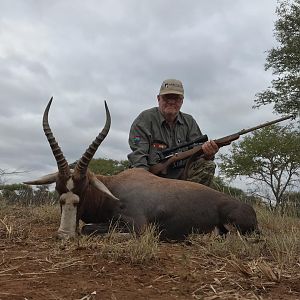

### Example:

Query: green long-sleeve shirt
xmin=128 ymin=107 xmax=202 ymax=178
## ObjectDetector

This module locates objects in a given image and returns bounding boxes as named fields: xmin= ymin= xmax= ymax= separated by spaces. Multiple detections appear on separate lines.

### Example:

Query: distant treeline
xmin=0 ymin=158 xmax=299 ymax=217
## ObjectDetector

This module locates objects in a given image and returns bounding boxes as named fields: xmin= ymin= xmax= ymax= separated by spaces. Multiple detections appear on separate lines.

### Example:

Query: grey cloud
xmin=0 ymin=1 xmax=280 ymax=188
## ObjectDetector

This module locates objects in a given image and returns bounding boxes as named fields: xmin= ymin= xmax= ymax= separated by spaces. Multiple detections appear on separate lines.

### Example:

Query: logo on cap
xmin=159 ymin=79 xmax=184 ymax=96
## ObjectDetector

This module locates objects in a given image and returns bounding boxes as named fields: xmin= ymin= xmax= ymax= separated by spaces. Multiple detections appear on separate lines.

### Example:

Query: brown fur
xmin=58 ymin=168 xmax=258 ymax=241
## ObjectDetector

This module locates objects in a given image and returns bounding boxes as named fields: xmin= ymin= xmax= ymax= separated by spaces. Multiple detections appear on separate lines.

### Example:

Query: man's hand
xmin=202 ymin=140 xmax=219 ymax=160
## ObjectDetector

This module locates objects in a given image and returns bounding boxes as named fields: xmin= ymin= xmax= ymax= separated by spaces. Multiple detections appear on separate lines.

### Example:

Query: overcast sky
xmin=1 ymin=1 xmax=286 ymax=187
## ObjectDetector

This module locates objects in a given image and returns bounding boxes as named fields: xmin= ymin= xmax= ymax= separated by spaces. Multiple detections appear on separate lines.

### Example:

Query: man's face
xmin=157 ymin=94 xmax=183 ymax=119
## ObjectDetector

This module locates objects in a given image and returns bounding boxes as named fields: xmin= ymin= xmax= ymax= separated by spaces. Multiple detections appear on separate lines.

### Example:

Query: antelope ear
xmin=24 ymin=172 xmax=58 ymax=185
xmin=90 ymin=177 xmax=119 ymax=201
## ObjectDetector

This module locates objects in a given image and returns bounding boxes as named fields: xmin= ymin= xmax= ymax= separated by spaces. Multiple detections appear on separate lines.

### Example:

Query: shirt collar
xmin=157 ymin=108 xmax=184 ymax=126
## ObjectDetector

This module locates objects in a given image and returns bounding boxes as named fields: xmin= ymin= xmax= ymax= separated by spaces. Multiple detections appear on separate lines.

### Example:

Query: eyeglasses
xmin=161 ymin=94 xmax=183 ymax=102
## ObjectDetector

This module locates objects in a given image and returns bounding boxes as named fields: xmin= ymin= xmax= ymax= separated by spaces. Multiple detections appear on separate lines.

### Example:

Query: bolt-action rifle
xmin=149 ymin=114 xmax=295 ymax=175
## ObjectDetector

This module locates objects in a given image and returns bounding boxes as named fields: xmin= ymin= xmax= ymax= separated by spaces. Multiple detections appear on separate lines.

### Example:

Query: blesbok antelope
xmin=24 ymin=98 xmax=259 ymax=241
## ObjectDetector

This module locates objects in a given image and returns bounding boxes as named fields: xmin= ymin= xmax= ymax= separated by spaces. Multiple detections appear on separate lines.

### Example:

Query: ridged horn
xmin=43 ymin=97 xmax=70 ymax=176
xmin=74 ymin=101 xmax=111 ymax=175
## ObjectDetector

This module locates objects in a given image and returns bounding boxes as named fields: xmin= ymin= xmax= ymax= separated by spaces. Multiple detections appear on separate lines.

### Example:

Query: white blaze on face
xmin=57 ymin=192 xmax=79 ymax=239
xmin=66 ymin=178 xmax=74 ymax=190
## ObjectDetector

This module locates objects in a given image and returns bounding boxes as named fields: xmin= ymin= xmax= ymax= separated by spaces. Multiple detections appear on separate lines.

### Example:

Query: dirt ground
xmin=1 ymin=213 xmax=300 ymax=300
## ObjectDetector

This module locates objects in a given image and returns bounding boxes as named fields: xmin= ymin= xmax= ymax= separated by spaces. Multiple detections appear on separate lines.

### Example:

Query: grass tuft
xmin=74 ymin=223 xmax=160 ymax=264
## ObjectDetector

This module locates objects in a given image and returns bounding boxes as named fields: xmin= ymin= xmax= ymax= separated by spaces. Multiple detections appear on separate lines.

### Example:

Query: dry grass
xmin=98 ymin=225 xmax=159 ymax=264
xmin=0 ymin=200 xmax=60 ymax=242
xmin=0 ymin=215 xmax=32 ymax=241
xmin=1 ymin=198 xmax=299 ymax=267
xmin=27 ymin=204 xmax=61 ymax=225
xmin=0 ymin=197 xmax=299 ymax=299
xmin=71 ymin=223 xmax=160 ymax=264
xmin=256 ymin=206 xmax=300 ymax=266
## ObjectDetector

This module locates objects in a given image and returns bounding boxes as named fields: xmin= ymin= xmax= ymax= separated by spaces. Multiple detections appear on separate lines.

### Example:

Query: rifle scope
xmin=161 ymin=134 xmax=208 ymax=156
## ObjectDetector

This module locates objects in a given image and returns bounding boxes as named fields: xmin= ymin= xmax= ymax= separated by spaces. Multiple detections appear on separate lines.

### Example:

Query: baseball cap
xmin=159 ymin=79 xmax=184 ymax=96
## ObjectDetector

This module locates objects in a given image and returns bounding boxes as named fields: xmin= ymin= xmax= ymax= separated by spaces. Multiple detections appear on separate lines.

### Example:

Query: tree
xmin=0 ymin=183 xmax=58 ymax=206
xmin=254 ymin=0 xmax=300 ymax=116
xmin=89 ymin=158 xmax=129 ymax=175
xmin=219 ymin=124 xmax=300 ymax=208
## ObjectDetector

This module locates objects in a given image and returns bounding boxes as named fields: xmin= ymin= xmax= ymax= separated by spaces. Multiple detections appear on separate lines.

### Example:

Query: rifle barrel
xmin=238 ymin=115 xmax=294 ymax=136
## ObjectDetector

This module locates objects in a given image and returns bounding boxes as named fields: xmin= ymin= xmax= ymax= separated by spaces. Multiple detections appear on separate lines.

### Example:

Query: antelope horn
xmin=90 ymin=177 xmax=119 ymax=201
xmin=43 ymin=97 xmax=70 ymax=176
xmin=24 ymin=172 xmax=58 ymax=185
xmin=74 ymin=101 xmax=111 ymax=175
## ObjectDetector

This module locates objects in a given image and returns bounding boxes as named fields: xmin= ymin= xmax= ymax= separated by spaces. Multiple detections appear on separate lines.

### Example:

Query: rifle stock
xmin=149 ymin=114 xmax=294 ymax=176
xmin=149 ymin=144 xmax=204 ymax=175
